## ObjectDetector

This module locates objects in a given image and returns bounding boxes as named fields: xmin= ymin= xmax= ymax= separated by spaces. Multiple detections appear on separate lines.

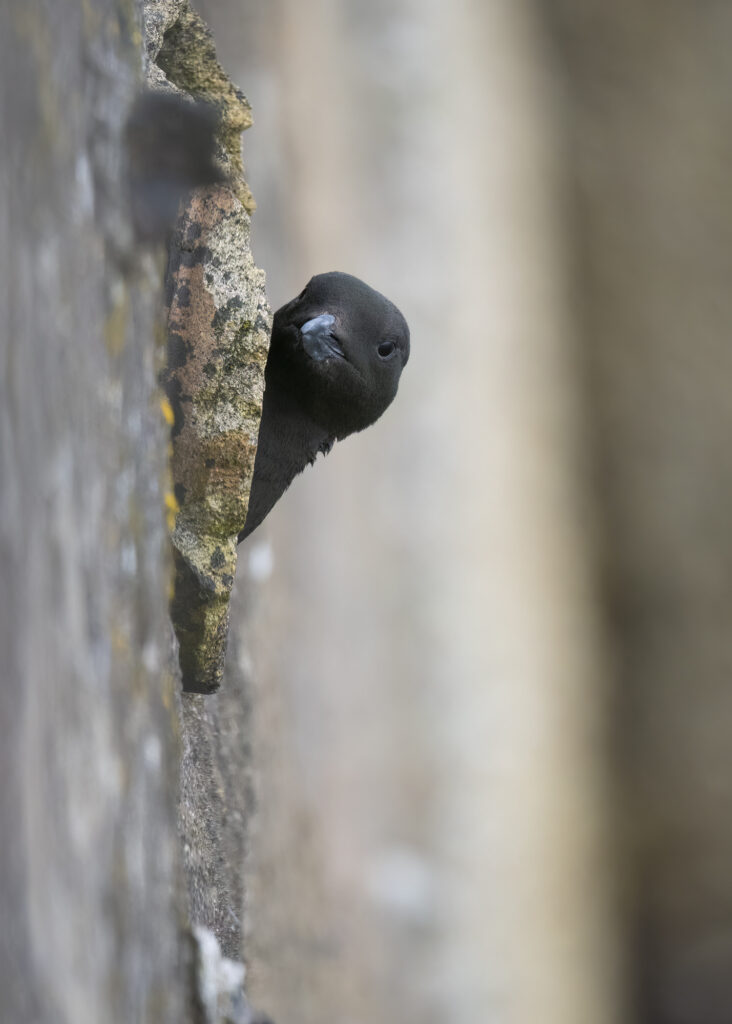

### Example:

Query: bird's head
xmin=267 ymin=271 xmax=410 ymax=439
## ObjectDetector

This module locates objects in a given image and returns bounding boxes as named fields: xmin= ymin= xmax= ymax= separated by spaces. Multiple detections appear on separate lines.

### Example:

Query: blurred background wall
xmin=199 ymin=2 xmax=619 ymax=1022
xmin=198 ymin=2 xmax=732 ymax=1022
xmin=543 ymin=6 xmax=732 ymax=1021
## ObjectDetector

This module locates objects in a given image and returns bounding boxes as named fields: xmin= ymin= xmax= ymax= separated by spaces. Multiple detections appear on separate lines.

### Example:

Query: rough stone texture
xmin=153 ymin=1 xmax=269 ymax=693
xmin=177 ymin=598 xmax=258 ymax=963
xmin=164 ymin=186 xmax=269 ymax=692
xmin=143 ymin=0 xmax=188 ymax=64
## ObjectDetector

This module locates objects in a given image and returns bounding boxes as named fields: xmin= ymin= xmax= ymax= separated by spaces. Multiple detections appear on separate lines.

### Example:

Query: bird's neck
xmin=261 ymin=385 xmax=332 ymax=473
xmin=241 ymin=384 xmax=333 ymax=539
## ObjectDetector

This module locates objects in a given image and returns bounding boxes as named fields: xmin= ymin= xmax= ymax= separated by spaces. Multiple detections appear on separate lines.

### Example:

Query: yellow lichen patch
xmin=159 ymin=396 xmax=175 ymax=426
xmin=164 ymin=490 xmax=180 ymax=532
xmin=161 ymin=669 xmax=175 ymax=713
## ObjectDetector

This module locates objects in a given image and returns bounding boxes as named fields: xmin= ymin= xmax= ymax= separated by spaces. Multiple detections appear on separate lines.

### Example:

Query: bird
xmin=239 ymin=271 xmax=410 ymax=541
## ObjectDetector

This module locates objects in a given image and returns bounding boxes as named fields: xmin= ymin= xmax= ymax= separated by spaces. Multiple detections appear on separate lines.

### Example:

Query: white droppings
xmin=192 ymin=925 xmax=246 ymax=1023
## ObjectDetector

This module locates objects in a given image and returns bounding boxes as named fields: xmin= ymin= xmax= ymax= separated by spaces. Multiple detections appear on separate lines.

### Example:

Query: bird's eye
xmin=377 ymin=340 xmax=396 ymax=359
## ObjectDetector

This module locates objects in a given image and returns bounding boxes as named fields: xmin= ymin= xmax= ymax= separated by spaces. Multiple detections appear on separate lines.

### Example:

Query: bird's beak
xmin=299 ymin=314 xmax=345 ymax=362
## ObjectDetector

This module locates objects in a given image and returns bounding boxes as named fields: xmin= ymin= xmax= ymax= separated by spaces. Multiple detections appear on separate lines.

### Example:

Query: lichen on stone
xmin=154 ymin=7 xmax=271 ymax=693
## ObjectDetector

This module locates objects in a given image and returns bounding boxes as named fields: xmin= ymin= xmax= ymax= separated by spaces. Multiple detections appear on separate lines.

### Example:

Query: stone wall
xmin=0 ymin=2 xmax=264 ymax=1021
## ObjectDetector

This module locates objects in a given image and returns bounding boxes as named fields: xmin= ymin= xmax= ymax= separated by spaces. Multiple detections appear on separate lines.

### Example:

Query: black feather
xmin=240 ymin=272 xmax=410 ymax=541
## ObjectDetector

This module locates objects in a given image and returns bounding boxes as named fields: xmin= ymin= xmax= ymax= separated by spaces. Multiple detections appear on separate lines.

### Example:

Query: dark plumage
xmin=240 ymin=272 xmax=410 ymax=541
